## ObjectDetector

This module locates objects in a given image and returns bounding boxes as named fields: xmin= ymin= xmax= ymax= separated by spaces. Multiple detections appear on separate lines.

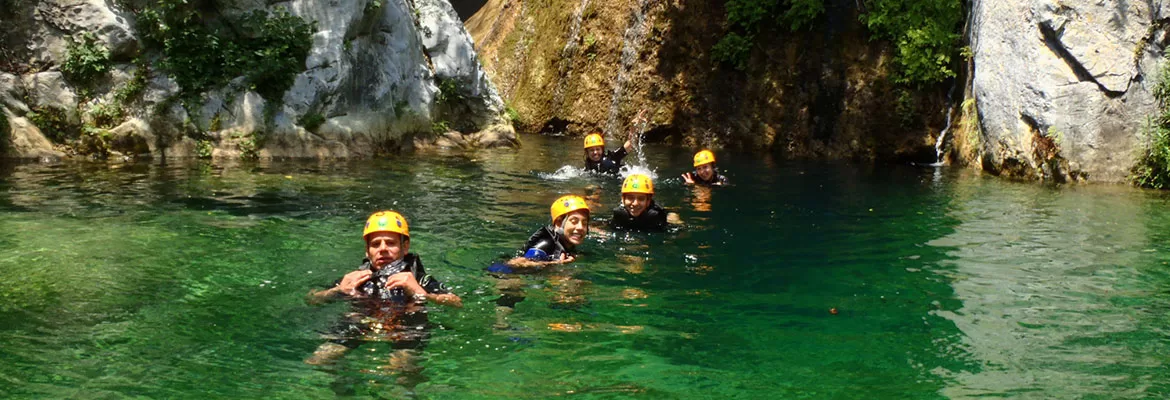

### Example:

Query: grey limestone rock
xmin=971 ymin=0 xmax=1170 ymax=182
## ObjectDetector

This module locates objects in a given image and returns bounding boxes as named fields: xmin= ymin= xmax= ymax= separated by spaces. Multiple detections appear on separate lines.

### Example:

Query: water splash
xmin=619 ymin=164 xmax=658 ymax=181
xmin=629 ymin=113 xmax=650 ymax=167
xmin=538 ymin=165 xmax=590 ymax=181
xmin=603 ymin=0 xmax=653 ymax=138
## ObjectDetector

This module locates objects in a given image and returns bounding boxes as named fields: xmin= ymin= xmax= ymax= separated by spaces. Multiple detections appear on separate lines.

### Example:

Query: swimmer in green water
xmin=611 ymin=174 xmax=681 ymax=231
xmin=305 ymin=211 xmax=462 ymax=373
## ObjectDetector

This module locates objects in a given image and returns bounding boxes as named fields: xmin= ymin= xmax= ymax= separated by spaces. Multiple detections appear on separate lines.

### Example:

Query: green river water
xmin=1 ymin=134 xmax=1169 ymax=399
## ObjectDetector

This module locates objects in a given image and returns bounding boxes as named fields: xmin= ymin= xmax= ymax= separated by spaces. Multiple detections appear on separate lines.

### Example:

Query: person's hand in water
xmin=681 ymin=172 xmax=695 ymax=185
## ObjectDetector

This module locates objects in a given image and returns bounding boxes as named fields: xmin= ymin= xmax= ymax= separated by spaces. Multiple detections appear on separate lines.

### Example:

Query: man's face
xmin=365 ymin=232 xmax=409 ymax=268
xmin=586 ymin=146 xmax=604 ymax=162
xmin=558 ymin=210 xmax=590 ymax=247
xmin=696 ymin=164 xmax=715 ymax=181
xmin=622 ymin=193 xmax=651 ymax=217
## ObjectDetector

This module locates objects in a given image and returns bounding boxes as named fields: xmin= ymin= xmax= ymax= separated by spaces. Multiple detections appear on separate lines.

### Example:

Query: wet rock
xmin=972 ymin=1 xmax=1168 ymax=182
xmin=413 ymin=122 xmax=519 ymax=150
xmin=107 ymin=118 xmax=152 ymax=156
xmin=2 ymin=110 xmax=64 ymax=159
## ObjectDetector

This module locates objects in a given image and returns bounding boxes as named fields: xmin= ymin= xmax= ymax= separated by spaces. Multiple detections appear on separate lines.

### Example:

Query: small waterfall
xmin=928 ymin=83 xmax=959 ymax=167
xmin=603 ymin=0 xmax=652 ymax=139
xmin=930 ymin=106 xmax=954 ymax=166
xmin=552 ymin=0 xmax=592 ymax=106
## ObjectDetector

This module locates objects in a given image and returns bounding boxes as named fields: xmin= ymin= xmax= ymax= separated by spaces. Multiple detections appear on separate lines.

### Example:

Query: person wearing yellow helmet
xmin=681 ymin=149 xmax=728 ymax=186
xmin=583 ymin=130 xmax=633 ymax=175
xmin=305 ymin=211 xmax=462 ymax=366
xmin=486 ymin=195 xmax=591 ymax=329
xmin=499 ymin=194 xmax=591 ymax=269
xmin=610 ymin=174 xmax=679 ymax=231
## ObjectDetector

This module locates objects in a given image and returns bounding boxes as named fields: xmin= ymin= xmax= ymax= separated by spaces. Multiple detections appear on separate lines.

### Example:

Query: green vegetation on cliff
xmin=1133 ymin=57 xmax=1170 ymax=189
xmin=136 ymin=0 xmax=313 ymax=102
xmin=714 ymin=0 xmax=963 ymax=87
xmin=860 ymin=0 xmax=963 ymax=86
xmin=61 ymin=32 xmax=112 ymax=86
xmin=713 ymin=0 xmax=824 ymax=70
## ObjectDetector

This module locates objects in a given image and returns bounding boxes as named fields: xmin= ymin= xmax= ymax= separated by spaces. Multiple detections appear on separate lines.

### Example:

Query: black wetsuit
xmin=610 ymin=201 xmax=669 ymax=232
xmin=489 ymin=225 xmax=576 ymax=308
xmin=689 ymin=169 xmax=728 ymax=186
xmin=326 ymin=253 xmax=451 ymax=349
xmin=585 ymin=147 xmax=628 ymax=175
xmin=520 ymin=225 xmax=572 ymax=261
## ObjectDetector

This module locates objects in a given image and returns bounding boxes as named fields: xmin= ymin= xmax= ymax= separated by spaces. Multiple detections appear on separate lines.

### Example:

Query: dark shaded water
xmin=1 ymin=134 xmax=1169 ymax=399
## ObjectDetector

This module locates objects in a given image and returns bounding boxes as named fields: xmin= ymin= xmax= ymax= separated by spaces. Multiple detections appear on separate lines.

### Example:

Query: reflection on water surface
xmin=1 ymin=135 xmax=1169 ymax=398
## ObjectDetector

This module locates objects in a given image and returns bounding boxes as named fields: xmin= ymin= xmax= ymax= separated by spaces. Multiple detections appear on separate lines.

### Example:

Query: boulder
xmin=22 ymin=72 xmax=78 ymax=123
xmin=415 ymin=0 xmax=504 ymax=127
xmin=36 ymin=0 xmax=138 ymax=60
xmin=3 ymin=110 xmax=64 ymax=159
xmin=971 ymin=0 xmax=1169 ymax=182
xmin=107 ymin=118 xmax=152 ymax=156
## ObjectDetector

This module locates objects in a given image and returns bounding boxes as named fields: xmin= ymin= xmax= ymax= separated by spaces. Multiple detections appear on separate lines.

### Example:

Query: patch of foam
xmin=619 ymin=164 xmax=657 ymax=181
xmin=539 ymin=165 xmax=588 ymax=181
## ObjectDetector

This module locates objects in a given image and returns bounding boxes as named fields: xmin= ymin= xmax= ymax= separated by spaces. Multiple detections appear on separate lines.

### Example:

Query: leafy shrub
xmin=62 ymin=32 xmax=111 ymax=85
xmin=136 ymin=1 xmax=313 ymax=102
xmin=1134 ymin=56 xmax=1170 ymax=189
xmin=713 ymin=0 xmax=824 ymax=70
xmin=238 ymin=134 xmax=259 ymax=160
xmin=27 ymin=106 xmax=79 ymax=143
xmin=436 ymin=78 xmax=465 ymax=105
xmin=431 ymin=120 xmax=450 ymax=134
xmin=711 ymin=32 xmax=753 ymax=71
xmin=860 ymin=0 xmax=963 ymax=86
xmin=112 ymin=63 xmax=149 ymax=105
xmin=1133 ymin=121 xmax=1170 ymax=189
xmin=195 ymin=138 xmax=213 ymax=159
xmin=236 ymin=9 xmax=315 ymax=101
xmin=88 ymin=101 xmax=124 ymax=129
xmin=298 ymin=112 xmax=326 ymax=133
xmin=505 ymin=105 xmax=520 ymax=124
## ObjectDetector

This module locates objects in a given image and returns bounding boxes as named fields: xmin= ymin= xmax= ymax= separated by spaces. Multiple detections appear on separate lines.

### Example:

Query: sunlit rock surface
xmin=0 ymin=0 xmax=514 ymax=159
xmin=971 ymin=0 xmax=1170 ymax=182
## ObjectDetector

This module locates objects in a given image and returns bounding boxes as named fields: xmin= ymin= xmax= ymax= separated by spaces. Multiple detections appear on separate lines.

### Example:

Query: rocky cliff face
xmin=968 ymin=0 xmax=1170 ymax=183
xmin=0 ymin=0 xmax=514 ymax=160
xmin=466 ymin=0 xmax=947 ymax=160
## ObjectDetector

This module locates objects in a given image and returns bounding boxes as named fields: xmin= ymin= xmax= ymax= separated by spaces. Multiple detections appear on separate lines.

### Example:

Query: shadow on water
xmin=1 ymin=140 xmax=1169 ymax=398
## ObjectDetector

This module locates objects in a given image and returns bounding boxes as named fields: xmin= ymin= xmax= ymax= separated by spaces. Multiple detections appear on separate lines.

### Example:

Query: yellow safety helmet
xmin=621 ymin=174 xmax=654 ymax=195
xmin=550 ymin=195 xmax=590 ymax=222
xmin=583 ymin=133 xmax=605 ymax=149
xmin=362 ymin=210 xmax=410 ymax=241
xmin=693 ymin=150 xmax=716 ymax=167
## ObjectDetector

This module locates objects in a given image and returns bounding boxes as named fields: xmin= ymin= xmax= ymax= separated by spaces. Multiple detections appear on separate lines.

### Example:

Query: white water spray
xmin=539 ymin=165 xmax=590 ymax=181
xmin=929 ymin=106 xmax=955 ymax=167
xmin=926 ymin=83 xmax=959 ymax=167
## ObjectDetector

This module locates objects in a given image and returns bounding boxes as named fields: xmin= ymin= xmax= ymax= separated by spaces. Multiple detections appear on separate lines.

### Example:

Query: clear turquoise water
xmin=1 ymin=134 xmax=1169 ymax=399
